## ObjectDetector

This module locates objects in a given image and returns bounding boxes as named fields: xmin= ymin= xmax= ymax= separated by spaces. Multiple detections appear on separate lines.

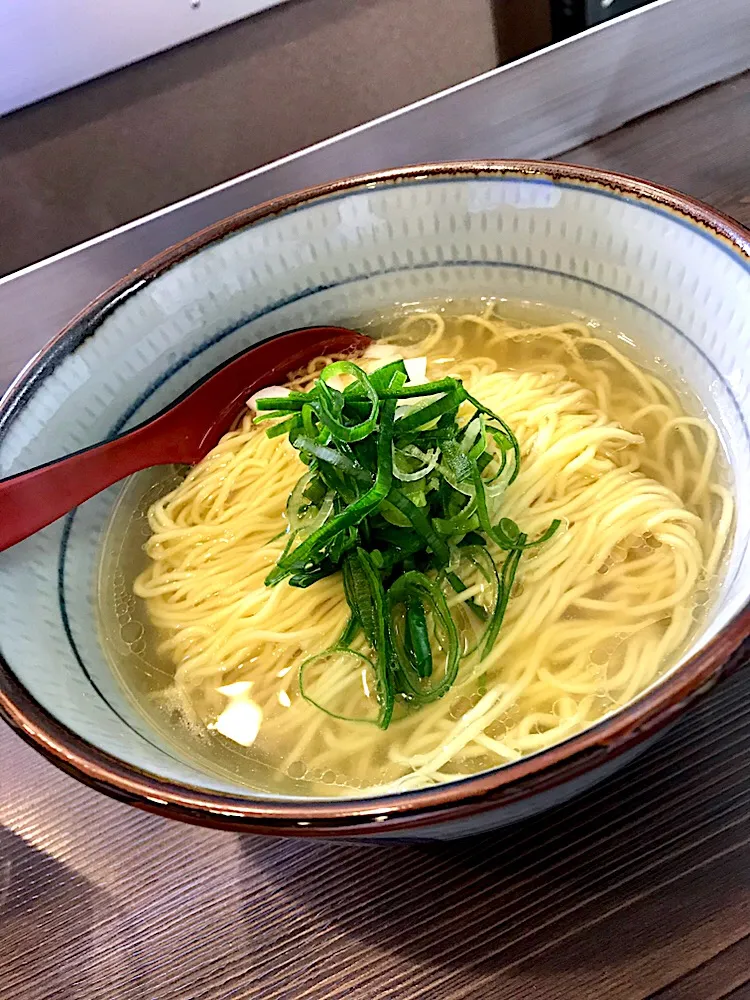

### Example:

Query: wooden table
xmin=1 ymin=73 xmax=749 ymax=1000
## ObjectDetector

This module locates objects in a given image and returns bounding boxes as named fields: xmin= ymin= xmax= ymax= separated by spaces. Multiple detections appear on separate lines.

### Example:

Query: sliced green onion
xmin=299 ymin=648 xmax=381 ymax=723
xmin=442 ymin=545 xmax=499 ymax=656
xmin=523 ymin=518 xmax=563 ymax=547
xmin=261 ymin=350 xmax=558 ymax=727
xmin=367 ymin=359 xmax=408 ymax=392
xmin=389 ymin=571 xmax=460 ymax=703
xmin=316 ymin=361 xmax=380 ymax=442
xmin=286 ymin=470 xmax=335 ymax=537
xmin=440 ymin=438 xmax=475 ymax=495
xmin=263 ymin=414 xmax=302 ymax=438
xmin=346 ymin=548 xmax=395 ymax=728
xmin=392 ymin=444 xmax=440 ymax=482
xmin=481 ymin=539 xmax=525 ymax=659
xmin=385 ymin=489 xmax=450 ymax=566
xmin=433 ymin=493 xmax=478 ymax=536
xmin=395 ymin=387 xmax=465 ymax=434
xmin=405 ymin=598 xmax=433 ymax=678
xmin=265 ymin=378 xmax=402 ymax=586
xmin=291 ymin=436 xmax=369 ymax=481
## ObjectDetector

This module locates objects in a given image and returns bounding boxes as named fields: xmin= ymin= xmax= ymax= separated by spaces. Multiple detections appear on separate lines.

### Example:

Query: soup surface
xmin=98 ymin=299 xmax=733 ymax=796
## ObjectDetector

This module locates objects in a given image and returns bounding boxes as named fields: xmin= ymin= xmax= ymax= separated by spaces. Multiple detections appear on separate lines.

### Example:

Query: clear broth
xmin=97 ymin=298 xmax=733 ymax=796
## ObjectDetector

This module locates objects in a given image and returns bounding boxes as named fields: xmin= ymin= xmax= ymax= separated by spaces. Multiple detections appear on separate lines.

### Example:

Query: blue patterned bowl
xmin=1 ymin=162 xmax=749 ymax=839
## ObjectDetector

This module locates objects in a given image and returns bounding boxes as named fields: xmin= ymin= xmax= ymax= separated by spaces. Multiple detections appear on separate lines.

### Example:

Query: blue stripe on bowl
xmin=108 ymin=258 xmax=750 ymax=446
xmin=56 ymin=512 xmax=194 ymax=763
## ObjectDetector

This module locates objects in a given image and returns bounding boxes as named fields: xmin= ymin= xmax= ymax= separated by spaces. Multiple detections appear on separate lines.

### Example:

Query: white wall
xmin=0 ymin=0 xmax=290 ymax=116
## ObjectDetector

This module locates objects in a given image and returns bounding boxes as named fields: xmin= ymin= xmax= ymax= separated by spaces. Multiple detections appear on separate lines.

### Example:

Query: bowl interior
xmin=1 ymin=168 xmax=749 ymax=799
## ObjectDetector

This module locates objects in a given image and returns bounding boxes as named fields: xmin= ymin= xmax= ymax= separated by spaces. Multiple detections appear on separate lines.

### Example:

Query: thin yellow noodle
xmin=129 ymin=303 xmax=733 ymax=795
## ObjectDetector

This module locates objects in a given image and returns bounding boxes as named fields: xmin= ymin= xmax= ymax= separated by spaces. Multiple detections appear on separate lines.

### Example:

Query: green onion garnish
xmin=260 ymin=356 xmax=560 ymax=727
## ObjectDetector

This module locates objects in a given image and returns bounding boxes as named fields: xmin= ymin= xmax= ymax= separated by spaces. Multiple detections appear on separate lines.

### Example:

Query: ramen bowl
xmin=1 ymin=161 xmax=749 ymax=839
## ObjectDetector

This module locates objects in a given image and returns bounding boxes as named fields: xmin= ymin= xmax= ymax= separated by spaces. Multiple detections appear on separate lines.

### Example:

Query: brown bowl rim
xmin=1 ymin=158 xmax=749 ymax=837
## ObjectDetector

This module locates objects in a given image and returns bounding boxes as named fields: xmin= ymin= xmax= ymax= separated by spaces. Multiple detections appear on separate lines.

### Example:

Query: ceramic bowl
xmin=1 ymin=161 xmax=749 ymax=840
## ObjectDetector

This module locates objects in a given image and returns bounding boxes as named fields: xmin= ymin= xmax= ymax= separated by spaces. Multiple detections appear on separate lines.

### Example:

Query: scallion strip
xmin=395 ymin=387 xmax=465 ymax=434
xmin=481 ymin=538 xmax=525 ymax=659
xmin=389 ymin=571 xmax=460 ymax=703
xmin=261 ymin=350 xmax=560 ymax=728
xmin=265 ymin=377 xmax=402 ymax=585
xmin=405 ymin=598 xmax=433 ymax=678
xmin=316 ymin=361 xmax=380 ymax=442
xmin=386 ymin=489 xmax=449 ymax=564
xmin=346 ymin=548 xmax=394 ymax=728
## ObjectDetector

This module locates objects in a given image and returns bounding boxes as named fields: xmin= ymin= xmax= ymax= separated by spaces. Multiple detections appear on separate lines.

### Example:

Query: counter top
xmin=1 ymin=71 xmax=749 ymax=1000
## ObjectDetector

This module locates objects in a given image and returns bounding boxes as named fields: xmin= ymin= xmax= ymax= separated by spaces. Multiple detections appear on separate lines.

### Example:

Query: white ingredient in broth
xmin=97 ymin=299 xmax=734 ymax=796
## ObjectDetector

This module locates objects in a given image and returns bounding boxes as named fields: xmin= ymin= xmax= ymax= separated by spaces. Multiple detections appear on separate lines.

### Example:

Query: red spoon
xmin=0 ymin=326 xmax=371 ymax=552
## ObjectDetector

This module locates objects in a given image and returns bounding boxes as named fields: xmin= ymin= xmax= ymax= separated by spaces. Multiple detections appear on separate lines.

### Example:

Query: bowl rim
xmin=1 ymin=158 xmax=749 ymax=837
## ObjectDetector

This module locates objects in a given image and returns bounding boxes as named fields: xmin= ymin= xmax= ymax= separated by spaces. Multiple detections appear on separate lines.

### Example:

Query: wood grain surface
xmin=1 ymin=73 xmax=749 ymax=1000
xmin=561 ymin=72 xmax=750 ymax=229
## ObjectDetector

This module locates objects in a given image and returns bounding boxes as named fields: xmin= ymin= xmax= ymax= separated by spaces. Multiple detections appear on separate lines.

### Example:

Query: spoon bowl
xmin=0 ymin=326 xmax=369 ymax=552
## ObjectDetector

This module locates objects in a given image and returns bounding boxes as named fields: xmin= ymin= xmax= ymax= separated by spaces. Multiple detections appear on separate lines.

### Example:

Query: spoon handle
xmin=0 ymin=419 xmax=187 ymax=551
